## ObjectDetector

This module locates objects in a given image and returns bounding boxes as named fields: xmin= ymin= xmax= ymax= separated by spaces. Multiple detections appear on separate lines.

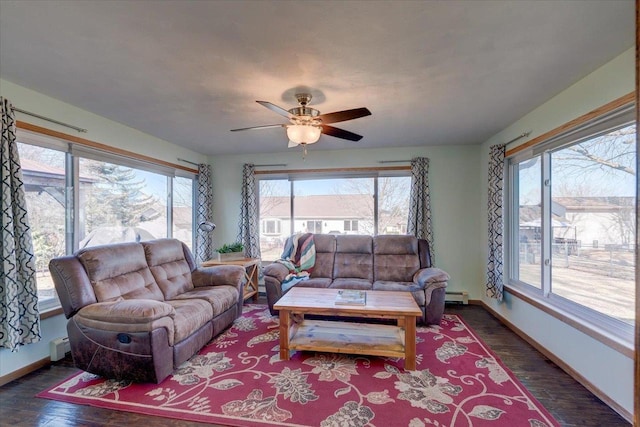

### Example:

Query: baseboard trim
xmin=478 ymin=300 xmax=633 ymax=424
xmin=0 ymin=357 xmax=51 ymax=387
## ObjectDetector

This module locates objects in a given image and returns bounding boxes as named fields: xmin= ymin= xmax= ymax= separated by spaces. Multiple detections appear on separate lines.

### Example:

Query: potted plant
xmin=216 ymin=242 xmax=245 ymax=261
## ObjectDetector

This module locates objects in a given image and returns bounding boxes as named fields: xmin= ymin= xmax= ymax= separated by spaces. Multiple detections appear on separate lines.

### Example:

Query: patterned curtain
xmin=237 ymin=163 xmax=261 ymax=259
xmin=407 ymin=157 xmax=435 ymax=263
xmin=195 ymin=163 xmax=213 ymax=264
xmin=0 ymin=97 xmax=41 ymax=351
xmin=486 ymin=144 xmax=506 ymax=301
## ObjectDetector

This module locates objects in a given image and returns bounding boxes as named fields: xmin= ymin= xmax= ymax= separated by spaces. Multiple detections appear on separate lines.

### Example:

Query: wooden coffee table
xmin=273 ymin=287 xmax=422 ymax=370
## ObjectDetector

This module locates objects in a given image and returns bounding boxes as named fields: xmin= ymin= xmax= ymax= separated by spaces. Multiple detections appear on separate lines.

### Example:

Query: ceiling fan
xmin=230 ymin=93 xmax=371 ymax=150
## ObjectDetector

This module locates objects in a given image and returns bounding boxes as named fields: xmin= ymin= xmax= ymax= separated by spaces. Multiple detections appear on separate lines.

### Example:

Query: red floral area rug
xmin=38 ymin=305 xmax=559 ymax=427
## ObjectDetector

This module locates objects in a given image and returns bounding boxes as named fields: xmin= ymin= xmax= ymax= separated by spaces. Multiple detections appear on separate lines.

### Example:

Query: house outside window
xmin=507 ymin=114 xmax=635 ymax=341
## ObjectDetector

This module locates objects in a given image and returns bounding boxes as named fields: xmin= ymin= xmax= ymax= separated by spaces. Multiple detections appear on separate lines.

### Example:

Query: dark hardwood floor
xmin=0 ymin=300 xmax=630 ymax=426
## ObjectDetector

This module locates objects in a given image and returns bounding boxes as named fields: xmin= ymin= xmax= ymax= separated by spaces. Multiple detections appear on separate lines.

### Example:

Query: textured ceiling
xmin=0 ymin=0 xmax=634 ymax=155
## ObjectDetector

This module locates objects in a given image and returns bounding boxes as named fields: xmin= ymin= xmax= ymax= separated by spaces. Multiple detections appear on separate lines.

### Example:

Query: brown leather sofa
xmin=263 ymin=234 xmax=449 ymax=325
xmin=49 ymin=238 xmax=245 ymax=383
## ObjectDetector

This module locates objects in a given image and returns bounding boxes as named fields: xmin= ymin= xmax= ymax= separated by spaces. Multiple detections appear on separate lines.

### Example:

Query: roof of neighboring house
xmin=552 ymin=196 xmax=634 ymax=211
xmin=260 ymin=194 xmax=374 ymax=219
xmin=21 ymin=158 xmax=97 ymax=183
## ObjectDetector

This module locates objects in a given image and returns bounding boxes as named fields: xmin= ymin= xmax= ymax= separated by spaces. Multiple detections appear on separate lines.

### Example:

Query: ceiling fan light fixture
xmin=286 ymin=124 xmax=321 ymax=145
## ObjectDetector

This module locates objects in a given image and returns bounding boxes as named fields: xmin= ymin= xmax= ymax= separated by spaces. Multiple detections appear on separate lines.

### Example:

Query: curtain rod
xmin=13 ymin=107 xmax=87 ymax=133
xmin=178 ymin=158 xmax=199 ymax=166
xmin=379 ymin=160 xmax=411 ymax=164
xmin=505 ymin=131 xmax=531 ymax=145
xmin=178 ymin=159 xmax=287 ymax=168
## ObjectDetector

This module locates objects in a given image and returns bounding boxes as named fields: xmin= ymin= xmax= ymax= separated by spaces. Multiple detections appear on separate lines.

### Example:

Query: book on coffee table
xmin=335 ymin=289 xmax=366 ymax=306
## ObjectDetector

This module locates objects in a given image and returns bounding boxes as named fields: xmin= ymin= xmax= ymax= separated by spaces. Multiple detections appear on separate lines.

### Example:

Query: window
xmin=514 ymin=156 xmax=542 ymax=289
xmin=344 ymin=220 xmax=358 ymax=232
xmin=16 ymin=129 xmax=197 ymax=310
xmin=258 ymin=173 xmax=411 ymax=261
xmin=262 ymin=219 xmax=282 ymax=235
xmin=378 ymin=176 xmax=411 ymax=235
xmin=508 ymin=115 xmax=636 ymax=339
xmin=17 ymin=142 xmax=67 ymax=310
xmin=173 ymin=176 xmax=194 ymax=251
xmin=78 ymin=158 xmax=168 ymax=248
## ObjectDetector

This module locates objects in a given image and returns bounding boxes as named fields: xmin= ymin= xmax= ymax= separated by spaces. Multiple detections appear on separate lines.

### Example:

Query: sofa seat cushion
xmin=77 ymin=243 xmax=164 ymax=302
xmin=75 ymin=300 xmax=176 ymax=345
xmin=373 ymin=280 xmax=423 ymax=292
xmin=295 ymin=278 xmax=332 ymax=288
xmin=330 ymin=278 xmax=372 ymax=290
xmin=77 ymin=299 xmax=175 ymax=323
xmin=166 ymin=299 xmax=213 ymax=343
xmin=412 ymin=290 xmax=426 ymax=306
xmin=172 ymin=285 xmax=239 ymax=316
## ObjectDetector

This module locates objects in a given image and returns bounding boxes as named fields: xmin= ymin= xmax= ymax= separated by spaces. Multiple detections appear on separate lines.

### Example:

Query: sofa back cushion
xmin=77 ymin=242 xmax=164 ymax=302
xmin=142 ymin=239 xmax=195 ymax=300
xmin=333 ymin=235 xmax=373 ymax=281
xmin=374 ymin=235 xmax=420 ymax=282
xmin=310 ymin=234 xmax=336 ymax=278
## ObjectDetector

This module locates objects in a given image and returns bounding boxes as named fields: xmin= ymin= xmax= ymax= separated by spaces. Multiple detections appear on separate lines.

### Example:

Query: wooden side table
xmin=202 ymin=257 xmax=260 ymax=302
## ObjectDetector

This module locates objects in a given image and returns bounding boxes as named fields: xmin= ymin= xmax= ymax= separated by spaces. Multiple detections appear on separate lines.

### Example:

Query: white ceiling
xmin=0 ymin=0 xmax=634 ymax=156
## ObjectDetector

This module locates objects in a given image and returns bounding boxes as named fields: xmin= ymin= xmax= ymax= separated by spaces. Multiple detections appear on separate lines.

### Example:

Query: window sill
xmin=40 ymin=305 xmax=64 ymax=320
xmin=504 ymin=284 xmax=634 ymax=358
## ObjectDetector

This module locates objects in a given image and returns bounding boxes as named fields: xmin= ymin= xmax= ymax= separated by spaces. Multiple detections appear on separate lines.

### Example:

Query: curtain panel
xmin=407 ymin=157 xmax=435 ymax=263
xmin=237 ymin=163 xmax=261 ymax=259
xmin=195 ymin=163 xmax=214 ymax=265
xmin=486 ymin=144 xmax=506 ymax=301
xmin=0 ymin=97 xmax=41 ymax=351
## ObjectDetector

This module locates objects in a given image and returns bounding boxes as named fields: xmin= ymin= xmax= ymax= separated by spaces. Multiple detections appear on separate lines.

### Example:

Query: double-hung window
xmin=507 ymin=102 xmax=636 ymax=343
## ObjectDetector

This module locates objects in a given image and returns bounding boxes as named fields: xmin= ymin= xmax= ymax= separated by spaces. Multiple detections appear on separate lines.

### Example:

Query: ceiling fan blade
xmin=321 ymin=125 xmax=363 ymax=141
xmin=287 ymin=140 xmax=299 ymax=148
xmin=318 ymin=107 xmax=371 ymax=124
xmin=230 ymin=124 xmax=286 ymax=132
xmin=256 ymin=101 xmax=295 ymax=119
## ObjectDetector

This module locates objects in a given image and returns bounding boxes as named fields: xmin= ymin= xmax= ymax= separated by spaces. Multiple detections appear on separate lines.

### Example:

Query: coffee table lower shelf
xmin=283 ymin=319 xmax=408 ymax=361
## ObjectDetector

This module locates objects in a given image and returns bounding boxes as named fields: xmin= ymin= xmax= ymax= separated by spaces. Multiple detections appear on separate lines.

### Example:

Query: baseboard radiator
xmin=445 ymin=291 xmax=469 ymax=305
xmin=50 ymin=337 xmax=71 ymax=362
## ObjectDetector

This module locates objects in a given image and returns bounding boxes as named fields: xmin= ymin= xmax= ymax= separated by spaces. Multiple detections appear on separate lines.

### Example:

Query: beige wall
xmin=479 ymin=48 xmax=635 ymax=417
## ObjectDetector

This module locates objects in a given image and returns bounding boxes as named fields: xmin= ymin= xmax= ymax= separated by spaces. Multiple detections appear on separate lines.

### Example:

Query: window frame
xmin=256 ymin=168 xmax=412 ymax=260
xmin=16 ymin=126 xmax=198 ymax=312
xmin=505 ymin=103 xmax=636 ymax=352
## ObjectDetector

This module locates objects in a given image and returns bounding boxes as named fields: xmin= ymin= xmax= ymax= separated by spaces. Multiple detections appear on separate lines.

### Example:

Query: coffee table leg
xmin=404 ymin=315 xmax=417 ymax=370
xmin=279 ymin=309 xmax=291 ymax=360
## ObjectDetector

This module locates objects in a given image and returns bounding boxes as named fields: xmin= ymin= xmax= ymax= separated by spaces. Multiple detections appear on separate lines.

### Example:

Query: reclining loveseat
xmin=49 ymin=238 xmax=245 ymax=383
xmin=264 ymin=234 xmax=449 ymax=325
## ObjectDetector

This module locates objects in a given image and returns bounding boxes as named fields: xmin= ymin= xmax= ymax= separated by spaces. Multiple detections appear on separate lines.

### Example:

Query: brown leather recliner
xmin=264 ymin=234 xmax=449 ymax=325
xmin=49 ymin=238 xmax=245 ymax=383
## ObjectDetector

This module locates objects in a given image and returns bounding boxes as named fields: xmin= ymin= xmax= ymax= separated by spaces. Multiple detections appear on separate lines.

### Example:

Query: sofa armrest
xmin=192 ymin=265 xmax=245 ymax=288
xmin=77 ymin=299 xmax=175 ymax=323
xmin=413 ymin=267 xmax=450 ymax=289
xmin=263 ymin=262 xmax=289 ymax=284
